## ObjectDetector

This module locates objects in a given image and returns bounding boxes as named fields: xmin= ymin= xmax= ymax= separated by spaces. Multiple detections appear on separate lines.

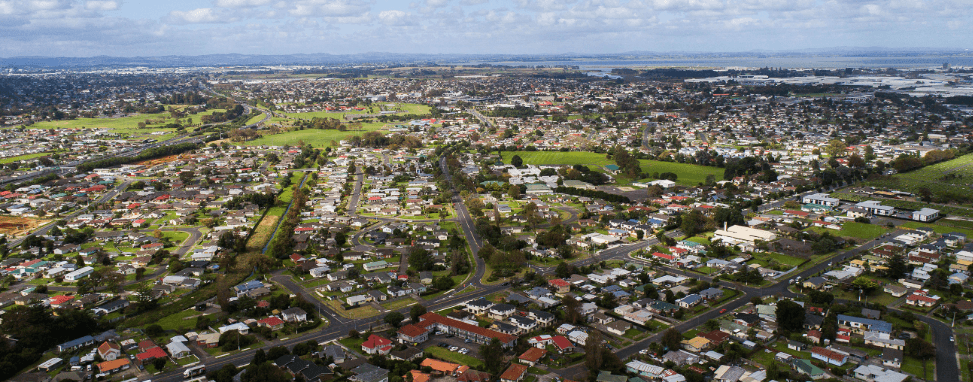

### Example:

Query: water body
xmin=459 ymin=53 xmax=973 ymax=70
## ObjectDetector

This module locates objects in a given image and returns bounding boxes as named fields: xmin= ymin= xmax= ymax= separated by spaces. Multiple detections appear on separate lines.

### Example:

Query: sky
xmin=0 ymin=0 xmax=971 ymax=57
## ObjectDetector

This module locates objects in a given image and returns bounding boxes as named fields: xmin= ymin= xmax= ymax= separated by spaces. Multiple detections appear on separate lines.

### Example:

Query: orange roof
xmin=499 ymin=364 xmax=529 ymax=381
xmin=98 ymin=341 xmax=119 ymax=354
xmin=519 ymin=347 xmax=547 ymax=362
xmin=420 ymin=358 xmax=460 ymax=373
xmin=97 ymin=358 xmax=130 ymax=373
xmin=408 ymin=370 xmax=431 ymax=382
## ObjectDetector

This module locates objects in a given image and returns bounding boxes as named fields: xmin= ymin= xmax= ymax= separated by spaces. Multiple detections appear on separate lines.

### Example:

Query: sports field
xmin=499 ymin=150 xmax=724 ymax=186
xmin=500 ymin=151 xmax=615 ymax=167
xmin=242 ymin=123 xmax=386 ymax=148
xmin=282 ymin=102 xmax=430 ymax=120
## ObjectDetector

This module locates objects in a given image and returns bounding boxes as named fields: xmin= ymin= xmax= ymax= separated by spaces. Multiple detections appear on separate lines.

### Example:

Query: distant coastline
xmin=2 ymin=49 xmax=972 ymax=70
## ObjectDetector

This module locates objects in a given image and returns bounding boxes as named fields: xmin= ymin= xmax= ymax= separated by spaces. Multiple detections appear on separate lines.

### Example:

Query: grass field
xmin=26 ymin=108 xmax=226 ymax=137
xmin=901 ymin=221 xmax=973 ymax=238
xmin=282 ymin=103 xmax=430 ymax=121
xmin=246 ymin=207 xmax=284 ymax=251
xmin=866 ymin=153 xmax=973 ymax=197
xmin=381 ymin=298 xmax=418 ymax=310
xmin=498 ymin=151 xmax=723 ymax=187
xmin=500 ymin=151 xmax=615 ymax=167
xmin=424 ymin=346 xmax=484 ymax=368
xmin=0 ymin=152 xmax=53 ymax=164
xmin=243 ymin=123 xmax=386 ymax=148
xmin=752 ymin=252 xmax=805 ymax=268
xmin=324 ymin=300 xmax=380 ymax=319
xmin=245 ymin=114 xmax=265 ymax=125
xmin=836 ymin=222 xmax=888 ymax=240
xmin=637 ymin=160 xmax=724 ymax=186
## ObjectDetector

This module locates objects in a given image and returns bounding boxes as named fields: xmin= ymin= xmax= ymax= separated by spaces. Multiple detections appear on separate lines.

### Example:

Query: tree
xmin=480 ymin=338 xmax=505 ymax=375
xmin=851 ymin=277 xmax=879 ymax=295
xmin=241 ymin=362 xmax=292 ymax=382
xmin=555 ymin=261 xmax=574 ymax=278
xmin=766 ymin=360 xmax=780 ymax=380
xmin=179 ymin=170 xmax=194 ymax=184
xmin=713 ymin=207 xmax=745 ymax=228
xmin=409 ymin=305 xmax=427 ymax=322
xmin=584 ymin=330 xmax=604 ymax=373
xmin=646 ymin=185 xmax=663 ymax=198
xmin=384 ymin=312 xmax=405 ymax=328
xmin=507 ymin=184 xmax=521 ymax=200
xmin=661 ymin=328 xmax=682 ymax=350
xmin=510 ymin=155 xmax=523 ymax=168
xmin=433 ymin=275 xmax=455 ymax=291
xmin=775 ymin=300 xmax=805 ymax=333
xmin=825 ymin=139 xmax=846 ymax=158
xmin=886 ymin=254 xmax=908 ymax=279
xmin=562 ymin=295 xmax=582 ymax=324
xmin=145 ymin=324 xmax=164 ymax=338
xmin=680 ymin=210 xmax=711 ymax=237
xmin=408 ymin=247 xmax=434 ymax=271
xmin=905 ymin=337 xmax=936 ymax=360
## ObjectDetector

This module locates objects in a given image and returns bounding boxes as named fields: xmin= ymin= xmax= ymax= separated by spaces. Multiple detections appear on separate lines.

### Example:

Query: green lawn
xmin=636 ymin=159 xmax=725 ymax=187
xmin=837 ymin=222 xmax=888 ymax=240
xmin=752 ymin=252 xmax=805 ymax=268
xmin=498 ymin=151 xmax=723 ymax=187
xmin=901 ymin=356 xmax=931 ymax=380
xmin=163 ymin=231 xmax=191 ymax=246
xmin=246 ymin=114 xmax=266 ymax=125
xmin=500 ymin=151 xmax=615 ymax=167
xmin=278 ymin=172 xmax=306 ymax=203
xmin=424 ymin=346 xmax=485 ymax=368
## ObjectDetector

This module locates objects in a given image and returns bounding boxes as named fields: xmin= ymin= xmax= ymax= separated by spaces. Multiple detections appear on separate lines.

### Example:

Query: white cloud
xmin=283 ymin=0 xmax=371 ymax=18
xmin=460 ymin=0 xmax=487 ymax=4
xmin=167 ymin=8 xmax=228 ymax=24
xmin=378 ymin=9 xmax=411 ymax=25
xmin=85 ymin=1 xmax=118 ymax=11
xmin=215 ymin=0 xmax=271 ymax=8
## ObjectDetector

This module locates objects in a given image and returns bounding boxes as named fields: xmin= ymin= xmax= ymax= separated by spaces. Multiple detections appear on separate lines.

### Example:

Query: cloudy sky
xmin=0 ymin=0 xmax=971 ymax=57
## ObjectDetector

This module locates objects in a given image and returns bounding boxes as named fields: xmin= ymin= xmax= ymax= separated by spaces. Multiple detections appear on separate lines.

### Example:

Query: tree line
xmin=555 ymin=186 xmax=631 ymax=204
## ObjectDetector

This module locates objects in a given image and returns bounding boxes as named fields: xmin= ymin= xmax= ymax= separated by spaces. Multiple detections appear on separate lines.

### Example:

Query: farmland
xmin=499 ymin=151 xmax=724 ymax=186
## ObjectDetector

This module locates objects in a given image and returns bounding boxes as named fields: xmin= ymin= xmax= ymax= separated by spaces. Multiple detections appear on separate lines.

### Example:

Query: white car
xmin=449 ymin=346 xmax=459 ymax=352
xmin=639 ymin=349 xmax=648 ymax=355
